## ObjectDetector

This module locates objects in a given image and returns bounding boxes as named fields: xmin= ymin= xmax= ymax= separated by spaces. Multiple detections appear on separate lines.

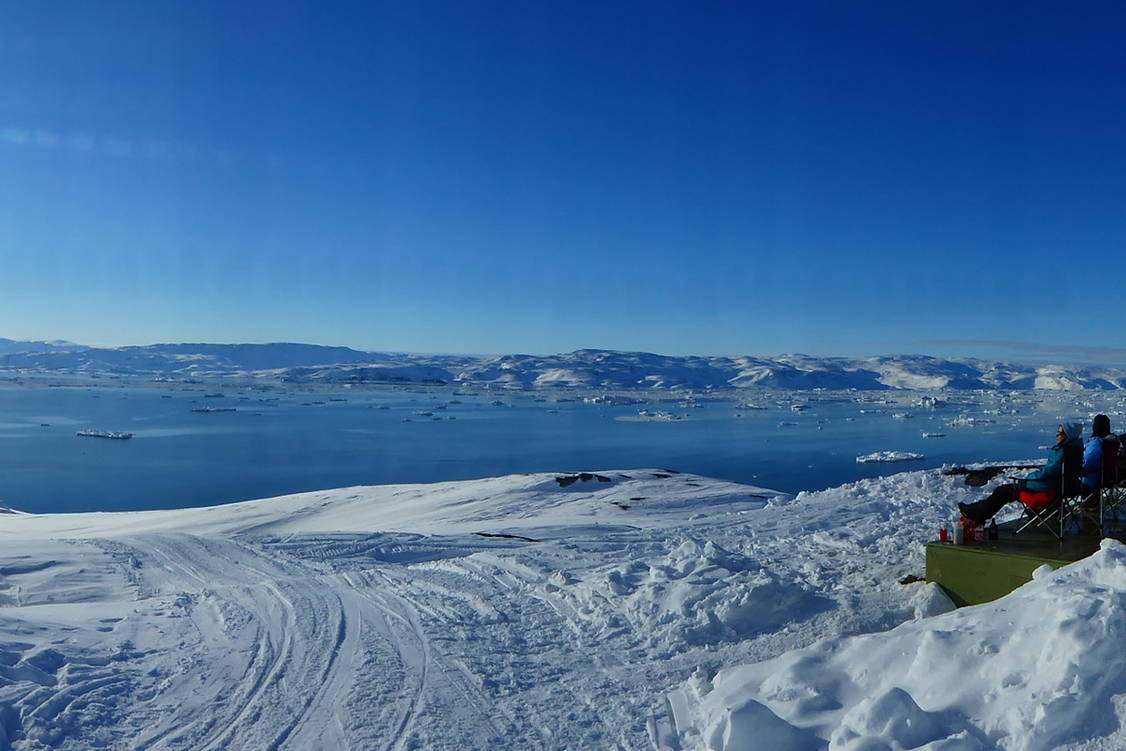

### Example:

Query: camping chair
xmin=1099 ymin=442 xmax=1125 ymax=533
xmin=1014 ymin=443 xmax=1084 ymax=540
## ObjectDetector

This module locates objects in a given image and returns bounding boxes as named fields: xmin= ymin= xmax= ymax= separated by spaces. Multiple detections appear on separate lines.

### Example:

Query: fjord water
xmin=0 ymin=384 xmax=1107 ymax=513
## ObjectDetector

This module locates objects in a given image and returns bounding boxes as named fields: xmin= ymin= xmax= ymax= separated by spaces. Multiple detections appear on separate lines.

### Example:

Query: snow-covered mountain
xmin=2 ymin=466 xmax=1124 ymax=749
xmin=0 ymin=337 xmax=83 ymax=355
xmin=5 ymin=339 xmax=1126 ymax=391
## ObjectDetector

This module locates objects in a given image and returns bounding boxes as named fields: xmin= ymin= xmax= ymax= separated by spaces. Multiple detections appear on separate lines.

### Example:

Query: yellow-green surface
xmin=925 ymin=525 xmax=1105 ymax=607
xmin=926 ymin=543 xmax=1066 ymax=607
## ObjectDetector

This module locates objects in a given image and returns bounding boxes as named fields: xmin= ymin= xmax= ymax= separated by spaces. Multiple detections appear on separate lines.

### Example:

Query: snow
xmin=856 ymin=451 xmax=926 ymax=463
xmin=1 ymin=465 xmax=1125 ymax=749
xmin=672 ymin=540 xmax=1126 ymax=751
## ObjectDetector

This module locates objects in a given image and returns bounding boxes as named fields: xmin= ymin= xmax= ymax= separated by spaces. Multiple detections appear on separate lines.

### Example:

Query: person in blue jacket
xmin=1081 ymin=414 xmax=1120 ymax=493
xmin=957 ymin=422 xmax=1084 ymax=525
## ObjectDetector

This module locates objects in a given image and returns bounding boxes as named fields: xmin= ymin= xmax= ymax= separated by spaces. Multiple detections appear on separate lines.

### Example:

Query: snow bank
xmin=0 ymin=470 xmax=784 ymax=540
xmin=672 ymin=539 xmax=1126 ymax=751
xmin=577 ymin=538 xmax=831 ymax=648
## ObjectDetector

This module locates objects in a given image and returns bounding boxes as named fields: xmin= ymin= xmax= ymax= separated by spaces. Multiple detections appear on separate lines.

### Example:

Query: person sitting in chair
xmin=1081 ymin=414 xmax=1119 ymax=494
xmin=957 ymin=422 xmax=1084 ymax=526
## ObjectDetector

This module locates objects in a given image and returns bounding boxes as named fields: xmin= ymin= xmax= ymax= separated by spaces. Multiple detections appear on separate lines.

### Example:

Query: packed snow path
xmin=5 ymin=467 xmax=1124 ymax=749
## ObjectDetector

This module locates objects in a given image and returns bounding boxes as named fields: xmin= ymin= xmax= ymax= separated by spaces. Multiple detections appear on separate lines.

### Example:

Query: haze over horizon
xmin=3 ymin=2 xmax=1125 ymax=360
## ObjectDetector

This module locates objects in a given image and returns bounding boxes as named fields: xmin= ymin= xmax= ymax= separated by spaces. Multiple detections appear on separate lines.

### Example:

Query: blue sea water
xmin=0 ymin=384 xmax=1105 ymax=514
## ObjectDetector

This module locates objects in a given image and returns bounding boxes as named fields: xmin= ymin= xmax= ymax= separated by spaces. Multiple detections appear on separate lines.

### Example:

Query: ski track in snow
xmin=5 ymin=466 xmax=1116 ymax=750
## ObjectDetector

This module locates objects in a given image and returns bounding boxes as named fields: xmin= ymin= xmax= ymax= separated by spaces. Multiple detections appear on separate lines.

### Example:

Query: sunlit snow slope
xmin=1 ymin=468 xmax=1123 ymax=750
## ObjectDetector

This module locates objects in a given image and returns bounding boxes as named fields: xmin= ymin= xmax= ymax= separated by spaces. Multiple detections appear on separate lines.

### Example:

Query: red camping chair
xmin=1014 ymin=443 xmax=1084 ymax=540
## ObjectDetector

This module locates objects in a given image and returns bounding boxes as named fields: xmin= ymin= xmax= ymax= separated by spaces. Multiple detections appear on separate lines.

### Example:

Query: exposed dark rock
xmin=475 ymin=532 xmax=541 ymax=543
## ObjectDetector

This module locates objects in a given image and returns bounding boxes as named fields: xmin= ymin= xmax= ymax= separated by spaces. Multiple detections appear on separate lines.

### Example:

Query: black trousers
xmin=960 ymin=484 xmax=1020 ymax=523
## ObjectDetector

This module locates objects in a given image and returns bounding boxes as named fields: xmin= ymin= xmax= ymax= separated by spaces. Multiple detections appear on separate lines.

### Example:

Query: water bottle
xmin=954 ymin=519 xmax=965 ymax=545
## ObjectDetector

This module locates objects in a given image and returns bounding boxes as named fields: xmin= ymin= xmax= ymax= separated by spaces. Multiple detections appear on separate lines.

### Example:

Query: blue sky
xmin=2 ymin=1 xmax=1124 ymax=358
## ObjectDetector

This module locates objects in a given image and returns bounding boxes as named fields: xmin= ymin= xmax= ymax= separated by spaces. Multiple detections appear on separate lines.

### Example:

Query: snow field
xmin=1 ymin=466 xmax=1122 ymax=749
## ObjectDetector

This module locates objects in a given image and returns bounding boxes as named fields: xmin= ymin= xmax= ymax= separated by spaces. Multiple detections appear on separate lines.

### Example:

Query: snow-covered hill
xmin=4 ymin=339 xmax=1126 ymax=391
xmin=3 ymin=467 xmax=1125 ymax=749
xmin=0 ymin=338 xmax=82 ymax=355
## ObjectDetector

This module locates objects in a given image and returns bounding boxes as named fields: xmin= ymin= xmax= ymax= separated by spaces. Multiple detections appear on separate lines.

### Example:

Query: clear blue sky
xmin=2 ymin=1 xmax=1124 ymax=358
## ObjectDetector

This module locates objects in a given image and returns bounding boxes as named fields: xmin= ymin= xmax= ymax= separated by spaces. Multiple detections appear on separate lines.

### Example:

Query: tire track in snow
xmin=202 ymin=577 xmax=298 ymax=751
xmin=345 ymin=566 xmax=514 ymax=751
xmin=272 ymin=587 xmax=352 ymax=750
xmin=402 ymin=553 xmax=657 ymax=749
xmin=121 ymin=535 xmax=331 ymax=751
xmin=343 ymin=572 xmax=434 ymax=751
xmin=104 ymin=532 xmax=658 ymax=749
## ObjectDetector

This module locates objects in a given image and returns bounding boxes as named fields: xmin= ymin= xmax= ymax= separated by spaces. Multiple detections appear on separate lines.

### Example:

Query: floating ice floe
xmin=616 ymin=410 xmax=685 ymax=422
xmin=856 ymin=451 xmax=925 ymax=463
xmin=949 ymin=415 xmax=995 ymax=427
xmin=921 ymin=432 xmax=946 ymax=438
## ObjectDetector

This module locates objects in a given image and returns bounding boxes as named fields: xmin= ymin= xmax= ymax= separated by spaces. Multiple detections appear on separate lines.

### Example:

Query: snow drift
xmin=673 ymin=539 xmax=1126 ymax=751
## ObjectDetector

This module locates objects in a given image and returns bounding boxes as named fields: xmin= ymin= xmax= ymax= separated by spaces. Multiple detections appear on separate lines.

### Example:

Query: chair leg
xmin=1016 ymin=505 xmax=1065 ymax=540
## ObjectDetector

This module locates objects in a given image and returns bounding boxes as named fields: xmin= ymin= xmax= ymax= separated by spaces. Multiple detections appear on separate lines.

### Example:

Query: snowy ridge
xmin=6 ymin=340 xmax=1126 ymax=390
xmin=1 ymin=467 xmax=1125 ymax=749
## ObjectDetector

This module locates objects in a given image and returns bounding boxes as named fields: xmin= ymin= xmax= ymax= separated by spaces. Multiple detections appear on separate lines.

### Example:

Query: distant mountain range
xmin=2 ymin=339 xmax=1125 ymax=391
xmin=0 ymin=338 xmax=84 ymax=355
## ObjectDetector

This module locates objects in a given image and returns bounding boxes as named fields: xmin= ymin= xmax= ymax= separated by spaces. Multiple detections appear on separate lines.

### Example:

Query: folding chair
xmin=1100 ymin=441 xmax=1125 ymax=533
xmin=1015 ymin=441 xmax=1084 ymax=540
xmin=1102 ymin=481 xmax=1126 ymax=533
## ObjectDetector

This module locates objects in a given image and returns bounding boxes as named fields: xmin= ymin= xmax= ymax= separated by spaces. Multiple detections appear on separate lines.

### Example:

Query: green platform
xmin=925 ymin=521 xmax=1118 ymax=607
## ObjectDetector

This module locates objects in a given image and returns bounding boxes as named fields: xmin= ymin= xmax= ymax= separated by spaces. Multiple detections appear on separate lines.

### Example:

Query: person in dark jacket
xmin=1081 ymin=414 xmax=1120 ymax=493
xmin=958 ymin=422 xmax=1084 ymax=525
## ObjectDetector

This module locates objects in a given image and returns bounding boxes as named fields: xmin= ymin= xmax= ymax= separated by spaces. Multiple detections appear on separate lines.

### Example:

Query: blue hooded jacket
xmin=1023 ymin=422 xmax=1084 ymax=495
xmin=1082 ymin=434 xmax=1121 ymax=490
